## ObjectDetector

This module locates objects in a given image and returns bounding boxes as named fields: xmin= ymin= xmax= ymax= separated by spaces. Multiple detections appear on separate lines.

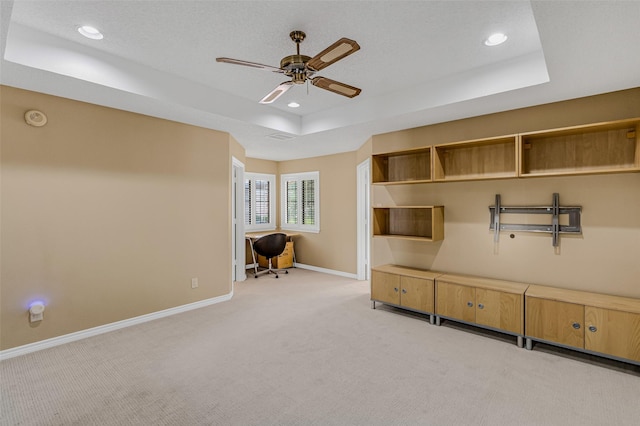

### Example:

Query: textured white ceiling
xmin=2 ymin=1 xmax=640 ymax=160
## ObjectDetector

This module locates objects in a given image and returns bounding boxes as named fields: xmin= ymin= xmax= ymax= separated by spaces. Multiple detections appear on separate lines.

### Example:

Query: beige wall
xmin=372 ymin=88 xmax=640 ymax=152
xmin=372 ymin=88 xmax=640 ymax=298
xmin=276 ymin=152 xmax=358 ymax=274
xmin=245 ymin=157 xmax=278 ymax=175
xmin=1 ymin=86 xmax=237 ymax=350
xmin=229 ymin=134 xmax=246 ymax=167
xmin=356 ymin=137 xmax=372 ymax=165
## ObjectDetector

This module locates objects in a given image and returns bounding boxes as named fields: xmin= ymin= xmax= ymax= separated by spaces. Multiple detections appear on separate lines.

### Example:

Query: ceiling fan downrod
xmin=290 ymin=30 xmax=306 ymax=54
xmin=281 ymin=30 xmax=311 ymax=84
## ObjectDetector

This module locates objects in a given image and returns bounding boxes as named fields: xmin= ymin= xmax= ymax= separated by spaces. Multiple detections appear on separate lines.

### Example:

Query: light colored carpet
xmin=2 ymin=269 xmax=639 ymax=425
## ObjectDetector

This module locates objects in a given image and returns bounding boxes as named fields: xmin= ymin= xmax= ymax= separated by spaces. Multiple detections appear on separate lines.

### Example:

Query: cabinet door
xmin=585 ymin=307 xmax=640 ymax=362
xmin=526 ymin=297 xmax=584 ymax=348
xmin=371 ymin=271 xmax=400 ymax=305
xmin=476 ymin=289 xmax=523 ymax=334
xmin=436 ymin=281 xmax=475 ymax=322
xmin=400 ymin=276 xmax=434 ymax=313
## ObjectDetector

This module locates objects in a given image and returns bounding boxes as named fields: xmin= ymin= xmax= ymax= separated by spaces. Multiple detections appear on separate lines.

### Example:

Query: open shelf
xmin=372 ymin=147 xmax=431 ymax=185
xmin=520 ymin=119 xmax=640 ymax=177
xmin=373 ymin=206 xmax=444 ymax=242
xmin=433 ymin=135 xmax=518 ymax=181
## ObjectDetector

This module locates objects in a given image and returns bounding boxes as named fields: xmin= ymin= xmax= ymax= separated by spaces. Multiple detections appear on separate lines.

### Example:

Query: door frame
xmin=232 ymin=157 xmax=246 ymax=282
xmin=356 ymin=158 xmax=371 ymax=281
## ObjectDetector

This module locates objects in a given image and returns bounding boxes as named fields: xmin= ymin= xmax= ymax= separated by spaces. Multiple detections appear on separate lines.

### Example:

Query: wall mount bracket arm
xmin=489 ymin=193 xmax=582 ymax=247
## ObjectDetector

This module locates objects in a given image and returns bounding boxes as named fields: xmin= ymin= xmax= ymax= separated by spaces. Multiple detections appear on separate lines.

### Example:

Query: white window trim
xmin=245 ymin=172 xmax=276 ymax=232
xmin=280 ymin=171 xmax=320 ymax=233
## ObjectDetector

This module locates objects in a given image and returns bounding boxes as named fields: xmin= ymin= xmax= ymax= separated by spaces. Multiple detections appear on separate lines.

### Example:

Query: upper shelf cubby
xmin=373 ymin=206 xmax=444 ymax=242
xmin=371 ymin=118 xmax=640 ymax=185
xmin=372 ymin=147 xmax=431 ymax=185
xmin=520 ymin=119 xmax=640 ymax=177
xmin=433 ymin=135 xmax=519 ymax=181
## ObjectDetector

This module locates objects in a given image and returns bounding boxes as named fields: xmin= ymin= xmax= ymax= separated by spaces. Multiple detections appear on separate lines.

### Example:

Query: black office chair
xmin=252 ymin=233 xmax=288 ymax=278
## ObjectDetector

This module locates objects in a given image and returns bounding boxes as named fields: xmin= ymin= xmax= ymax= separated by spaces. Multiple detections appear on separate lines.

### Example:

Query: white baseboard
xmin=294 ymin=263 xmax=358 ymax=280
xmin=0 ymin=290 xmax=234 ymax=361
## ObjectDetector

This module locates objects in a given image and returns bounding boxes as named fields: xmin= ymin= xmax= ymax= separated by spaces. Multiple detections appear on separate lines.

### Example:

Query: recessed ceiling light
xmin=78 ymin=25 xmax=103 ymax=40
xmin=484 ymin=33 xmax=507 ymax=46
xmin=288 ymin=102 xmax=300 ymax=108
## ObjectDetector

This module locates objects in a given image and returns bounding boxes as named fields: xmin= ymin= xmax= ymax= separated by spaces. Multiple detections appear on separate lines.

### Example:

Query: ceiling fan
xmin=216 ymin=30 xmax=361 ymax=104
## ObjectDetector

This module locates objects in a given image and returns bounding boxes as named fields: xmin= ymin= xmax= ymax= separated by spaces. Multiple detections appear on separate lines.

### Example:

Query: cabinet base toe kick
xmin=370 ymin=300 xmax=436 ymax=325
xmin=524 ymin=337 xmax=640 ymax=367
xmin=435 ymin=315 xmax=525 ymax=348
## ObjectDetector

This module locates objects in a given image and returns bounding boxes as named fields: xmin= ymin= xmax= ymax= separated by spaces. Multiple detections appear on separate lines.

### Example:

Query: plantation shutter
xmin=255 ymin=179 xmax=270 ymax=224
xmin=280 ymin=171 xmax=319 ymax=232
xmin=286 ymin=180 xmax=298 ymax=224
xmin=244 ymin=179 xmax=252 ymax=225
xmin=301 ymin=179 xmax=315 ymax=225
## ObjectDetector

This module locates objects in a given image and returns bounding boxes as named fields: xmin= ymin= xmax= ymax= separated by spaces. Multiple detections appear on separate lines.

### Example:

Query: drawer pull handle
xmin=572 ymin=322 xmax=581 ymax=330
xmin=588 ymin=325 xmax=597 ymax=333
xmin=478 ymin=303 xmax=484 ymax=309
xmin=394 ymin=287 xmax=399 ymax=292
xmin=402 ymin=289 xmax=407 ymax=294
xmin=467 ymin=301 xmax=474 ymax=308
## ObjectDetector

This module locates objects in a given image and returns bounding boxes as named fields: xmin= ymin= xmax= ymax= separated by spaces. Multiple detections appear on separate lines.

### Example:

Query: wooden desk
xmin=245 ymin=231 xmax=300 ymax=240
xmin=245 ymin=231 xmax=299 ymax=275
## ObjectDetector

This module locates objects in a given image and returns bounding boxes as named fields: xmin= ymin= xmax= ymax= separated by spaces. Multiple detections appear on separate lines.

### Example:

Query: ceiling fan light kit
xmin=217 ymin=30 xmax=361 ymax=104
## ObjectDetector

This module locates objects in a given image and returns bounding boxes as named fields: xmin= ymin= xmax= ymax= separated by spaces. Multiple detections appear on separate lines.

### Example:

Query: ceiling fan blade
xmin=216 ymin=57 xmax=283 ymax=73
xmin=311 ymin=77 xmax=361 ymax=98
xmin=306 ymin=38 xmax=360 ymax=72
xmin=259 ymin=82 xmax=294 ymax=104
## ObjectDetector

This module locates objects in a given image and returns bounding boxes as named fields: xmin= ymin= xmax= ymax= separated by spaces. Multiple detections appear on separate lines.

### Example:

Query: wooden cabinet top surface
xmin=433 ymin=134 xmax=518 ymax=149
xmin=519 ymin=117 xmax=640 ymax=138
xmin=372 ymin=146 xmax=431 ymax=157
xmin=437 ymin=273 xmax=529 ymax=294
xmin=372 ymin=264 xmax=443 ymax=280
xmin=526 ymin=284 xmax=640 ymax=314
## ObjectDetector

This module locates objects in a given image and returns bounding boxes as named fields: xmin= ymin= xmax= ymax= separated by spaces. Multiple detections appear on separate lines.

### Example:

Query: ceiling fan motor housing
xmin=280 ymin=55 xmax=312 ymax=83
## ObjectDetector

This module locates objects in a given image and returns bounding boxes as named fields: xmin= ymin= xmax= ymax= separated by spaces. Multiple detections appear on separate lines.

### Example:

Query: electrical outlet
xmin=191 ymin=278 xmax=199 ymax=289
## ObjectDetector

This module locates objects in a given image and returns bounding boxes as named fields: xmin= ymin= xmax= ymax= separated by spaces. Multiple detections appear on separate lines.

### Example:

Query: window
xmin=244 ymin=173 xmax=275 ymax=231
xmin=281 ymin=171 xmax=319 ymax=233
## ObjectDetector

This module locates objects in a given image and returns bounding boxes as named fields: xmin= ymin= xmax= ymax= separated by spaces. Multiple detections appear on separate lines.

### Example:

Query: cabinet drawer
xmin=371 ymin=271 xmax=400 ymax=305
xmin=585 ymin=307 xmax=640 ymax=362
xmin=526 ymin=297 xmax=584 ymax=348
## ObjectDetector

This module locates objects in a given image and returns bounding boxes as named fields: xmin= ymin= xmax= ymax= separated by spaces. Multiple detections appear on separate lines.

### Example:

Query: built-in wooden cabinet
xmin=520 ymin=119 xmax=640 ymax=177
xmin=371 ymin=269 xmax=640 ymax=364
xmin=526 ymin=285 xmax=640 ymax=364
xmin=435 ymin=274 xmax=529 ymax=346
xmin=371 ymin=265 xmax=442 ymax=324
xmin=372 ymin=147 xmax=432 ymax=185
xmin=373 ymin=206 xmax=444 ymax=242
xmin=433 ymin=135 xmax=518 ymax=181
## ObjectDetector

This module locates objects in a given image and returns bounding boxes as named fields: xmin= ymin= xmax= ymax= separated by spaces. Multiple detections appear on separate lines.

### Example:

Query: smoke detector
xmin=24 ymin=110 xmax=48 ymax=127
